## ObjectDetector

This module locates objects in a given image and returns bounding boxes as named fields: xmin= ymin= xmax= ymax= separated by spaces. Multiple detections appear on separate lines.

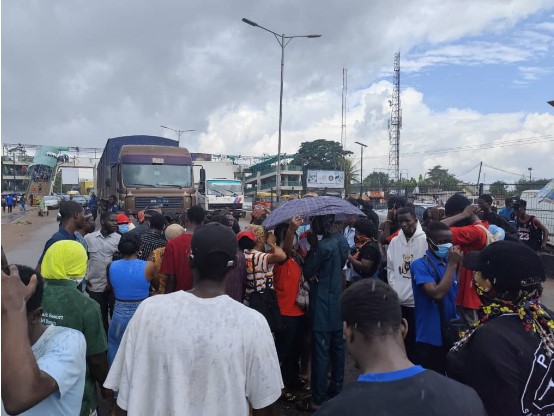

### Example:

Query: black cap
xmin=144 ymin=205 xmax=163 ymax=218
xmin=191 ymin=223 xmax=238 ymax=267
xmin=463 ymin=241 xmax=545 ymax=291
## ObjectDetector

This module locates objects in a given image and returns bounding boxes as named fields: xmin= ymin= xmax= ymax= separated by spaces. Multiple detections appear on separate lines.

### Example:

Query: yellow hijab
xmin=42 ymin=240 xmax=87 ymax=280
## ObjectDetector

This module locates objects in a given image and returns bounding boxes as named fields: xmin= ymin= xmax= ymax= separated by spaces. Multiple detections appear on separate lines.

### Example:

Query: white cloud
xmin=2 ymin=0 xmax=554 ymax=185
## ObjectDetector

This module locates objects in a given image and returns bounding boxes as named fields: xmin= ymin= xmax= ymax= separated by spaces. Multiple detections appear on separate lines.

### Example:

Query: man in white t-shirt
xmin=105 ymin=222 xmax=283 ymax=415
xmin=2 ymin=265 xmax=86 ymax=416
xmin=386 ymin=207 xmax=427 ymax=362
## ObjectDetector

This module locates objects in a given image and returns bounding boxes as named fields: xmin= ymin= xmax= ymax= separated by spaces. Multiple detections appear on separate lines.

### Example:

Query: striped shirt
xmin=138 ymin=230 xmax=166 ymax=261
xmin=243 ymin=249 xmax=274 ymax=305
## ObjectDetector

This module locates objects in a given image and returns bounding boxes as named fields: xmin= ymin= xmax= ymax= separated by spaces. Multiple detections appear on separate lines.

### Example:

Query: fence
xmin=364 ymin=182 xmax=554 ymax=245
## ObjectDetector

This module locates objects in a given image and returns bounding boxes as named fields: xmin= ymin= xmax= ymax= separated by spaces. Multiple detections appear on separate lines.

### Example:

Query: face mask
xmin=118 ymin=224 xmax=129 ymax=233
xmin=264 ymin=244 xmax=272 ymax=252
xmin=434 ymin=242 xmax=452 ymax=258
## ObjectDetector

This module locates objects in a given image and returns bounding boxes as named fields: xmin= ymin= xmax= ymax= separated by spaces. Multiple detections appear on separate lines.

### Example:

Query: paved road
xmin=2 ymin=211 xmax=554 ymax=415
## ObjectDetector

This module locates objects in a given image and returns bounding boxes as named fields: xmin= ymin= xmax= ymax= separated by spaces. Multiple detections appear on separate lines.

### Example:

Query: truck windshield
xmin=122 ymin=164 xmax=192 ymax=188
xmin=207 ymin=180 xmax=242 ymax=196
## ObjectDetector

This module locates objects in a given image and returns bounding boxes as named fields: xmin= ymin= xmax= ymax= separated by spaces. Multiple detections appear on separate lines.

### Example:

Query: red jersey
xmin=450 ymin=222 xmax=488 ymax=309
xmin=160 ymin=233 xmax=193 ymax=291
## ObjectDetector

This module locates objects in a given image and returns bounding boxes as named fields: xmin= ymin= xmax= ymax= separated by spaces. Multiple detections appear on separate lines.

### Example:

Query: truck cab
xmin=197 ymin=169 xmax=245 ymax=218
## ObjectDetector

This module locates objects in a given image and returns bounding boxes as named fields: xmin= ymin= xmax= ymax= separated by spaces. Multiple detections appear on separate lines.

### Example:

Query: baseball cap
xmin=237 ymin=230 xmax=257 ymax=241
xmin=116 ymin=213 xmax=130 ymax=224
xmin=191 ymin=223 xmax=238 ymax=267
xmin=463 ymin=241 xmax=545 ymax=291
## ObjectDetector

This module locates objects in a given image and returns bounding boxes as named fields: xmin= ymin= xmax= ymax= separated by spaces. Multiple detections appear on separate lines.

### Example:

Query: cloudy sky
xmin=3 ymin=0 xmax=554 ymax=184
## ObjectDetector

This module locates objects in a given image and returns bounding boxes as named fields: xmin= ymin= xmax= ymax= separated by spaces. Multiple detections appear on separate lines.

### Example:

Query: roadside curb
xmin=2 ymin=207 xmax=40 ymax=224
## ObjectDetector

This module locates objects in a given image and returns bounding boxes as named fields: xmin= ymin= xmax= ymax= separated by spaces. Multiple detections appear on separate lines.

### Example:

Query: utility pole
xmin=476 ymin=161 xmax=483 ymax=195
xmin=354 ymin=141 xmax=367 ymax=198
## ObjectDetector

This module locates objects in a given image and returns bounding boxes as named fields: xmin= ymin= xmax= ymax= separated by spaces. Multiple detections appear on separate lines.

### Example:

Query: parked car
xmin=41 ymin=195 xmax=60 ymax=210
xmin=72 ymin=195 xmax=88 ymax=207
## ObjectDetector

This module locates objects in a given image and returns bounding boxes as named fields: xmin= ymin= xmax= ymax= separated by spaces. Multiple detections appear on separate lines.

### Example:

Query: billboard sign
xmin=307 ymin=170 xmax=344 ymax=189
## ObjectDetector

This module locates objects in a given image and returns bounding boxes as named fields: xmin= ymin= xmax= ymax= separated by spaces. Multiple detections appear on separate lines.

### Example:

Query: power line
xmin=362 ymin=134 xmax=554 ymax=160
xmin=482 ymin=163 xmax=524 ymax=177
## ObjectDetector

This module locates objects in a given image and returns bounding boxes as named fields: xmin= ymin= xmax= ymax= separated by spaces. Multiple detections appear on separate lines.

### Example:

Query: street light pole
xmin=160 ymin=125 xmax=196 ymax=146
xmin=242 ymin=18 xmax=321 ymax=203
xmin=354 ymin=141 xmax=367 ymax=198
xmin=528 ymin=167 xmax=533 ymax=181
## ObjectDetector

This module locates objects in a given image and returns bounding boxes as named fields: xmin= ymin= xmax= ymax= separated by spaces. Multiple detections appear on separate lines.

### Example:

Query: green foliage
xmin=488 ymin=181 xmax=507 ymax=196
xmin=342 ymin=157 xmax=359 ymax=195
xmin=291 ymin=139 xmax=352 ymax=170
xmin=424 ymin=165 xmax=459 ymax=191
xmin=363 ymin=172 xmax=390 ymax=191
xmin=515 ymin=178 xmax=550 ymax=195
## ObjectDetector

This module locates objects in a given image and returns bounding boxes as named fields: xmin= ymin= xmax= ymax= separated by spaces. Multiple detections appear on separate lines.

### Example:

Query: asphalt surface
xmin=2 ymin=211 xmax=554 ymax=415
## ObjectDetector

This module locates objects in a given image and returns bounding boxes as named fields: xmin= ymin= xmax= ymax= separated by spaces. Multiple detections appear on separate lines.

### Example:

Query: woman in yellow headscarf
xmin=41 ymin=239 xmax=87 ymax=285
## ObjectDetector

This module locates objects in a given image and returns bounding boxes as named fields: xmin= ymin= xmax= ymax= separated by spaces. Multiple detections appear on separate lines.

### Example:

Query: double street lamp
xmin=354 ymin=141 xmax=367 ymax=198
xmin=160 ymin=125 xmax=196 ymax=145
xmin=242 ymin=18 xmax=321 ymax=202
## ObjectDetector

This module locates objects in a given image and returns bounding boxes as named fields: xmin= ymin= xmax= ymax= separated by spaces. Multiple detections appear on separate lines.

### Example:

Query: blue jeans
xmin=311 ymin=330 xmax=345 ymax=405
xmin=108 ymin=300 xmax=142 ymax=366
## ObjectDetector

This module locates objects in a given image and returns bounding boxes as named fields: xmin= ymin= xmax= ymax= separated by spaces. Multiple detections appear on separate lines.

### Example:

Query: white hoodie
xmin=386 ymin=221 xmax=427 ymax=307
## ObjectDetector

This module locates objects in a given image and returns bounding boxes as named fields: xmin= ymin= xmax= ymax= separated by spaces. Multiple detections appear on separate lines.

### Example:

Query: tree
xmin=515 ymin=178 xmax=549 ymax=195
xmin=292 ymin=139 xmax=352 ymax=170
xmin=488 ymin=181 xmax=507 ymax=197
xmin=425 ymin=165 xmax=459 ymax=191
xmin=363 ymin=172 xmax=390 ymax=191
xmin=341 ymin=156 xmax=359 ymax=196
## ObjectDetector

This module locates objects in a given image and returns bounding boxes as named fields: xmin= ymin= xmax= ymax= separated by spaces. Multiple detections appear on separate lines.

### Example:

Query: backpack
xmin=475 ymin=223 xmax=501 ymax=246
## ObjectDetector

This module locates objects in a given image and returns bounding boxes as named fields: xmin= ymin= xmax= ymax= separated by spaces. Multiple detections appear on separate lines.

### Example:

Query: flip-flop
xmin=280 ymin=392 xmax=297 ymax=403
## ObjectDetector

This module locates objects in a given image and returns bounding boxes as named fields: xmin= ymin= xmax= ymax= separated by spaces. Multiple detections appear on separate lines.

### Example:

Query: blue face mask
xmin=118 ymin=224 xmax=130 ymax=233
xmin=264 ymin=243 xmax=272 ymax=252
xmin=434 ymin=243 xmax=452 ymax=258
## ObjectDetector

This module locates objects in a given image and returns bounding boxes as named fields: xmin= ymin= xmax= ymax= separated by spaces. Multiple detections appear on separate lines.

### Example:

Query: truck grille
xmin=208 ymin=203 xmax=243 ymax=210
xmin=135 ymin=196 xmax=182 ymax=210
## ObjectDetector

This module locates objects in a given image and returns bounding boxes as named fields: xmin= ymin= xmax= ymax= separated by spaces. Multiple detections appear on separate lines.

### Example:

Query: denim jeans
xmin=108 ymin=300 xmax=142 ymax=365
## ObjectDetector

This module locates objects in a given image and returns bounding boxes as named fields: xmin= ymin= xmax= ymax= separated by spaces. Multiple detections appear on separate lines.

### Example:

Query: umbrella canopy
xmin=262 ymin=196 xmax=365 ymax=230
xmin=538 ymin=179 xmax=554 ymax=204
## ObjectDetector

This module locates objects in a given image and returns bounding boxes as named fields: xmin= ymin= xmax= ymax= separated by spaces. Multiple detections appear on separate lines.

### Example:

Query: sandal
xmin=280 ymin=392 xmax=297 ymax=402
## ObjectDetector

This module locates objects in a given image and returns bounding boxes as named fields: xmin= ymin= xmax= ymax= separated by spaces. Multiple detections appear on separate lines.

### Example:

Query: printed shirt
xmin=447 ymin=314 xmax=553 ymax=416
xmin=84 ymin=230 xmax=121 ymax=292
xmin=41 ymin=279 xmax=107 ymax=416
xmin=410 ymin=251 xmax=458 ymax=346
xmin=450 ymin=223 xmax=487 ymax=309
xmin=243 ymin=249 xmax=274 ymax=304
xmin=7 ymin=325 xmax=87 ymax=416
xmin=138 ymin=230 xmax=166 ymax=261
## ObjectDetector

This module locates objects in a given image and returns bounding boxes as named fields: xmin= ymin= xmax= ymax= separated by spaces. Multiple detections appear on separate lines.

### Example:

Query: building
xmin=1 ymin=153 xmax=31 ymax=194
xmin=244 ymin=155 xmax=304 ymax=198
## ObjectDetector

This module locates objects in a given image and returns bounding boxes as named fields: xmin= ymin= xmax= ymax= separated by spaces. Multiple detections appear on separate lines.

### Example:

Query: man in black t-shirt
xmin=315 ymin=279 xmax=486 ymax=416
xmin=477 ymin=194 xmax=519 ymax=241
xmin=448 ymin=241 xmax=554 ymax=416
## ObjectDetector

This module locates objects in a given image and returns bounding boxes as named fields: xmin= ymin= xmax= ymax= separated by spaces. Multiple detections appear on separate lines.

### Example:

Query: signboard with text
xmin=306 ymin=170 xmax=344 ymax=189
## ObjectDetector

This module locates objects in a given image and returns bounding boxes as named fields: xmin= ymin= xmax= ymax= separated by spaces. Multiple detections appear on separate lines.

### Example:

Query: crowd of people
xmin=1 ymin=191 xmax=553 ymax=416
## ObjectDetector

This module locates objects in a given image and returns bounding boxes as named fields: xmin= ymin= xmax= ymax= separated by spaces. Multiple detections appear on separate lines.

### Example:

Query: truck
xmin=97 ymin=135 xmax=195 ymax=219
xmin=194 ymin=161 xmax=245 ymax=218
xmin=80 ymin=180 xmax=95 ymax=196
